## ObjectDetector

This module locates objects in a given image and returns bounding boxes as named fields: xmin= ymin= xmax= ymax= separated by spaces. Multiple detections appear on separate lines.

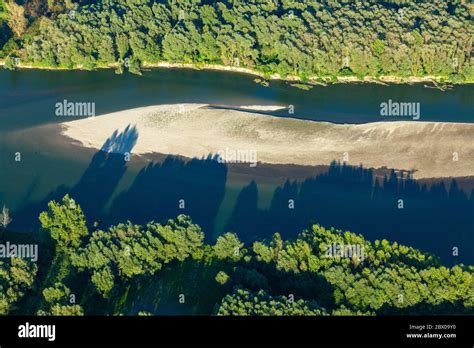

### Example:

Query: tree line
xmin=0 ymin=0 xmax=472 ymax=81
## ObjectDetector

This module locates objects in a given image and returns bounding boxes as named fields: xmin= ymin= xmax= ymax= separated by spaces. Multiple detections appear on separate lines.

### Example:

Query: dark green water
xmin=0 ymin=68 xmax=473 ymax=264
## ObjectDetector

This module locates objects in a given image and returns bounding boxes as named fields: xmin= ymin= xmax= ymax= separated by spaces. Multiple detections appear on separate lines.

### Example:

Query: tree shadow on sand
xmin=11 ymin=125 xmax=139 ymax=232
xmin=12 ymin=126 xmax=228 ymax=241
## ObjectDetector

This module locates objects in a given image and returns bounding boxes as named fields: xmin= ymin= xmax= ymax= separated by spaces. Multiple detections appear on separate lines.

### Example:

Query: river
xmin=0 ymin=68 xmax=473 ymax=264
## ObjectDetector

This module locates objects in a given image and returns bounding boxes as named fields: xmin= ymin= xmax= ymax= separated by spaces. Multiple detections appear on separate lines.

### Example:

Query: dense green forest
xmin=0 ymin=195 xmax=473 ymax=316
xmin=0 ymin=0 xmax=472 ymax=81
xmin=0 ymin=0 xmax=10 ymax=49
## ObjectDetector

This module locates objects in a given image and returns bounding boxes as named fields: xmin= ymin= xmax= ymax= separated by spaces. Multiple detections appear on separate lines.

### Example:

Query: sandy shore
xmin=143 ymin=62 xmax=466 ymax=85
xmin=60 ymin=104 xmax=474 ymax=179
xmin=238 ymin=105 xmax=287 ymax=111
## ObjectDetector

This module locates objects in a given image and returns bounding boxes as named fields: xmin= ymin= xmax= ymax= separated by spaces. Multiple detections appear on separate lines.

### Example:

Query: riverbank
xmin=144 ymin=62 xmax=463 ymax=86
xmin=58 ymin=104 xmax=474 ymax=179
xmin=1 ymin=59 xmax=471 ymax=86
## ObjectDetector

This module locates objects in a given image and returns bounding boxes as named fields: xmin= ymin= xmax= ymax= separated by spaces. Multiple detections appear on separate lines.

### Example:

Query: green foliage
xmin=217 ymin=288 xmax=328 ymax=316
xmin=70 ymin=215 xmax=204 ymax=296
xmin=372 ymin=39 xmax=385 ymax=58
xmin=226 ymin=224 xmax=474 ymax=315
xmin=0 ymin=0 xmax=7 ymax=46
xmin=215 ymin=270 xmax=229 ymax=285
xmin=20 ymin=197 xmax=474 ymax=316
xmin=43 ymin=283 xmax=69 ymax=303
xmin=39 ymin=195 xmax=88 ymax=252
xmin=48 ymin=303 xmax=84 ymax=315
xmin=3 ymin=54 xmax=17 ymax=69
xmin=0 ymin=0 xmax=6 ymax=19
xmin=39 ymin=282 xmax=84 ymax=316
xmin=213 ymin=232 xmax=243 ymax=261
xmin=0 ymin=258 xmax=37 ymax=314
xmin=3 ymin=0 xmax=27 ymax=37
xmin=0 ymin=38 xmax=18 ymax=58
xmin=90 ymin=266 xmax=114 ymax=296
xmin=1 ymin=0 xmax=470 ymax=80
xmin=128 ymin=56 xmax=142 ymax=75
xmin=115 ymin=34 xmax=129 ymax=59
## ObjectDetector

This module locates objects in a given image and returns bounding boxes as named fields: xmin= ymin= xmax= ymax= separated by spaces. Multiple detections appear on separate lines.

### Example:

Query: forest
xmin=0 ymin=195 xmax=472 ymax=316
xmin=0 ymin=0 xmax=472 ymax=81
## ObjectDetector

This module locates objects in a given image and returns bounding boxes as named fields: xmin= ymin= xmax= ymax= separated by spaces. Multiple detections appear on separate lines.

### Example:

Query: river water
xmin=0 ymin=68 xmax=472 ymax=264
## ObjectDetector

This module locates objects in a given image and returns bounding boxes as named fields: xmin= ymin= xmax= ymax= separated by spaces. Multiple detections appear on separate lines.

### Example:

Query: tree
xmin=0 ymin=258 xmax=37 ymax=314
xmin=71 ymin=215 xmax=204 ymax=296
xmin=24 ymin=0 xmax=47 ymax=19
xmin=0 ymin=205 xmax=12 ymax=229
xmin=214 ymin=232 xmax=244 ymax=261
xmin=0 ymin=0 xmax=468 ymax=82
xmin=372 ymin=39 xmax=385 ymax=58
xmin=90 ymin=266 xmax=114 ymax=297
xmin=115 ymin=34 xmax=129 ymax=60
xmin=39 ymin=195 xmax=88 ymax=252
xmin=5 ymin=1 xmax=27 ymax=37
xmin=3 ymin=55 xmax=19 ymax=70
xmin=128 ymin=56 xmax=141 ymax=75
xmin=215 ymin=271 xmax=229 ymax=285
xmin=217 ymin=289 xmax=328 ymax=316
xmin=38 ymin=283 xmax=84 ymax=316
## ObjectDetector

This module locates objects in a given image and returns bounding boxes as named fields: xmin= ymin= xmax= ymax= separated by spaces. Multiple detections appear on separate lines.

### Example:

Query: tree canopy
xmin=0 ymin=0 xmax=472 ymax=81
xmin=39 ymin=195 xmax=89 ymax=252
xmin=0 ymin=258 xmax=37 ymax=314
xmin=1 ymin=195 xmax=473 ymax=316
xmin=70 ymin=215 xmax=204 ymax=296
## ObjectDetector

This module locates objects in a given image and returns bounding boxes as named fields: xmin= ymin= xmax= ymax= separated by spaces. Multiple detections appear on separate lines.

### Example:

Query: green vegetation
xmin=0 ymin=0 xmax=472 ymax=82
xmin=0 ymin=258 xmax=37 ymax=314
xmin=0 ymin=0 xmax=10 ymax=51
xmin=70 ymin=215 xmax=204 ymax=296
xmin=0 ymin=0 xmax=6 ymax=20
xmin=38 ymin=282 xmax=84 ymax=315
xmin=217 ymin=289 xmax=329 ymax=316
xmin=0 ymin=195 xmax=472 ymax=316
xmin=39 ymin=195 xmax=89 ymax=252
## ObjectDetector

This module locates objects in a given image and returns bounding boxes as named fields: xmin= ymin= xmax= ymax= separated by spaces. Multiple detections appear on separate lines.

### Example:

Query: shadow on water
xmin=70 ymin=125 xmax=139 ymax=221
xmin=11 ymin=127 xmax=473 ymax=265
xmin=226 ymin=162 xmax=474 ymax=265
xmin=108 ymin=155 xmax=228 ymax=237
xmin=12 ymin=126 xmax=228 ymax=241
xmin=12 ymin=125 xmax=139 ymax=231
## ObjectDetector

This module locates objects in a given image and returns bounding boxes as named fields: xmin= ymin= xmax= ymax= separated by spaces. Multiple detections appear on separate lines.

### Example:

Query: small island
xmin=58 ymin=103 xmax=474 ymax=179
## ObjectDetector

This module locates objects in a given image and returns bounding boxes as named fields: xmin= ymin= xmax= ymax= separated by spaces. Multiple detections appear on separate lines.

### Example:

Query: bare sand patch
xmin=238 ymin=105 xmax=287 ymax=111
xmin=60 ymin=104 xmax=474 ymax=179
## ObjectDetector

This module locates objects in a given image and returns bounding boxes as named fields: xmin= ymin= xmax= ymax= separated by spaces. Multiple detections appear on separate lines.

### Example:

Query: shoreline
xmin=1 ymin=60 xmax=472 ymax=86
xmin=58 ymin=104 xmax=474 ymax=179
